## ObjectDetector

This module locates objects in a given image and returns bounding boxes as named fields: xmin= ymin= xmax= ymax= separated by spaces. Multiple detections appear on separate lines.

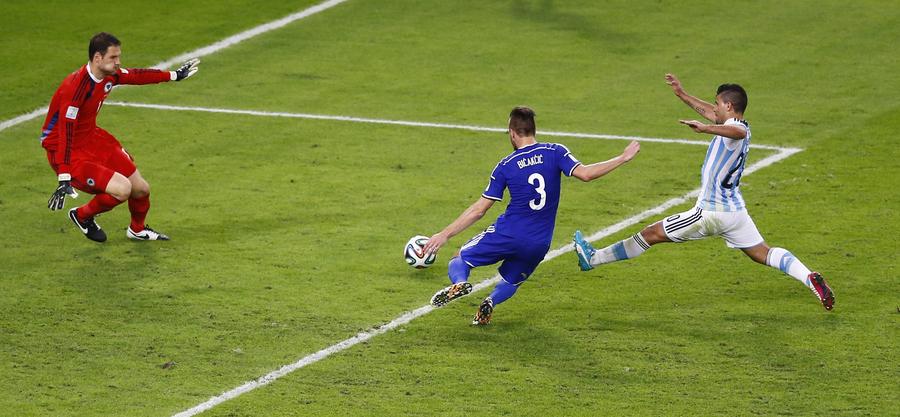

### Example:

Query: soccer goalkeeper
xmin=40 ymin=32 xmax=200 ymax=242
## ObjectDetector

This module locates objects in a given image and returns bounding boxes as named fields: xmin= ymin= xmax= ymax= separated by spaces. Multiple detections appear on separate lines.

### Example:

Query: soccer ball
xmin=404 ymin=235 xmax=436 ymax=269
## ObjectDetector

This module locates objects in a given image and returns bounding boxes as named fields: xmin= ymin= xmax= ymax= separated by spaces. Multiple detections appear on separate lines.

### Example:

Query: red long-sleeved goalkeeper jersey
xmin=40 ymin=64 xmax=172 ymax=173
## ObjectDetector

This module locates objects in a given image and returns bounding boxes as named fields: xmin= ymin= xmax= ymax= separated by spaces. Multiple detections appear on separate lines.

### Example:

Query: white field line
xmin=0 ymin=107 xmax=48 ymax=132
xmin=105 ymin=101 xmax=802 ymax=153
xmin=168 ymin=112 xmax=801 ymax=416
xmin=1 ymin=0 xmax=805 ymax=414
xmin=0 ymin=0 xmax=349 ymax=135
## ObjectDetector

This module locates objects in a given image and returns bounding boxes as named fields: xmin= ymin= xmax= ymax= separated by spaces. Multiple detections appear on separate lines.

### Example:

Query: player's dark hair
xmin=509 ymin=106 xmax=536 ymax=137
xmin=716 ymin=83 xmax=748 ymax=113
xmin=88 ymin=32 xmax=121 ymax=61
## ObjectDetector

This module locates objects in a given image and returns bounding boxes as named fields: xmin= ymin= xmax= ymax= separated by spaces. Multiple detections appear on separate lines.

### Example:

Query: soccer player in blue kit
xmin=422 ymin=107 xmax=640 ymax=325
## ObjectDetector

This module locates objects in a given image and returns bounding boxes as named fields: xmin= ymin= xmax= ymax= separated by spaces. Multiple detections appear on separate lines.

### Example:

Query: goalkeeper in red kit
xmin=41 ymin=32 xmax=199 ymax=242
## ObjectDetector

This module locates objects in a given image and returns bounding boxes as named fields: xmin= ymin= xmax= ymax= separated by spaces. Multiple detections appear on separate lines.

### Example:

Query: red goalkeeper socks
xmin=76 ymin=193 xmax=123 ymax=220
xmin=128 ymin=194 xmax=151 ymax=232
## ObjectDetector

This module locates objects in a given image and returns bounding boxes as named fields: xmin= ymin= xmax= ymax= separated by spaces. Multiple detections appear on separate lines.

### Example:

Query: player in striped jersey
xmin=573 ymin=74 xmax=834 ymax=311
xmin=423 ymin=107 xmax=640 ymax=325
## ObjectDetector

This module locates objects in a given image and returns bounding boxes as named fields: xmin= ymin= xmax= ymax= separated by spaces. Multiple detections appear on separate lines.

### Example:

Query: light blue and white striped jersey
xmin=696 ymin=118 xmax=751 ymax=212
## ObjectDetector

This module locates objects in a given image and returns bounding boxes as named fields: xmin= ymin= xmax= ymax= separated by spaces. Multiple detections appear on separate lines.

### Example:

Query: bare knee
xmin=130 ymin=178 xmax=150 ymax=199
xmin=742 ymin=242 xmax=770 ymax=265
xmin=640 ymin=222 xmax=669 ymax=245
xmin=105 ymin=174 xmax=132 ymax=201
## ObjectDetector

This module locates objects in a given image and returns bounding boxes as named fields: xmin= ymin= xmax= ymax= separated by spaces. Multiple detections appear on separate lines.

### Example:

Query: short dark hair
xmin=716 ymin=83 xmax=748 ymax=113
xmin=88 ymin=32 xmax=120 ymax=61
xmin=509 ymin=106 xmax=536 ymax=137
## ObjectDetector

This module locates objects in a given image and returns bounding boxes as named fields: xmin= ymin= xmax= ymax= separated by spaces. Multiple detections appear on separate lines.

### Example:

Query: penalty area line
xmin=105 ymin=101 xmax=801 ymax=152
xmin=171 ymin=146 xmax=801 ymax=417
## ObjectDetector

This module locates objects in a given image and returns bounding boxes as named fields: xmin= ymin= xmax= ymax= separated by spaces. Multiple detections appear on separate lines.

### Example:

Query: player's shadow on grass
xmin=69 ymin=239 xmax=163 ymax=281
xmin=588 ymin=308 xmax=829 ymax=371
xmin=433 ymin=306 xmax=657 ymax=383
xmin=509 ymin=0 xmax=630 ymax=43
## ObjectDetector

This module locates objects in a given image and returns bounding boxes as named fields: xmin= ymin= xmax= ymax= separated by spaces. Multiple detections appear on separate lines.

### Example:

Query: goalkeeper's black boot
xmin=69 ymin=208 xmax=107 ymax=242
xmin=430 ymin=282 xmax=473 ymax=307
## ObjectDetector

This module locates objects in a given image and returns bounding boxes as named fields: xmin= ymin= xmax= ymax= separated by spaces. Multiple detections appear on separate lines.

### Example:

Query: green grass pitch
xmin=0 ymin=1 xmax=897 ymax=416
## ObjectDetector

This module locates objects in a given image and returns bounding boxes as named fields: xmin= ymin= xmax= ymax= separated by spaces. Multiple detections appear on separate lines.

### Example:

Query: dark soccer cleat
xmin=68 ymin=208 xmax=107 ymax=242
xmin=127 ymin=225 xmax=170 ymax=241
xmin=573 ymin=230 xmax=596 ymax=271
xmin=808 ymin=272 xmax=834 ymax=311
xmin=472 ymin=297 xmax=494 ymax=325
xmin=430 ymin=282 xmax=473 ymax=307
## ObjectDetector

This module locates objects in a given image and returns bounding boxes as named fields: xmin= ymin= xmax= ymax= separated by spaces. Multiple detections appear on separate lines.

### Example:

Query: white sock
xmin=766 ymin=247 xmax=813 ymax=287
xmin=592 ymin=233 xmax=650 ymax=265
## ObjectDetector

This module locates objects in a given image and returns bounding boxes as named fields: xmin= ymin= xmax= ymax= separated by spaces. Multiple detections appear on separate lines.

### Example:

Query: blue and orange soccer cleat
xmin=430 ymin=282 xmax=473 ymax=307
xmin=573 ymin=230 xmax=596 ymax=271
xmin=472 ymin=297 xmax=494 ymax=325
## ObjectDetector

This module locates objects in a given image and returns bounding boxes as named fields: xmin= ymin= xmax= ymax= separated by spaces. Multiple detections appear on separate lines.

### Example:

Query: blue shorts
xmin=458 ymin=226 xmax=551 ymax=285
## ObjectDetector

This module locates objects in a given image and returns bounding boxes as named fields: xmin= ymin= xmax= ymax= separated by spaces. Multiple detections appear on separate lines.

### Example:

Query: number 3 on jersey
xmin=528 ymin=173 xmax=546 ymax=210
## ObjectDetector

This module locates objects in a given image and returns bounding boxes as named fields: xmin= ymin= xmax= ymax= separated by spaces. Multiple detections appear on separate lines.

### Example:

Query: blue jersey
xmin=696 ymin=118 xmax=751 ymax=212
xmin=482 ymin=142 xmax=581 ymax=244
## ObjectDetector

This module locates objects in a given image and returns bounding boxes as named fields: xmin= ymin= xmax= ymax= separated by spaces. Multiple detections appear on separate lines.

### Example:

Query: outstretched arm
xmin=116 ymin=59 xmax=200 ymax=85
xmin=422 ymin=197 xmax=495 ymax=256
xmin=114 ymin=68 xmax=172 ymax=85
xmin=571 ymin=140 xmax=640 ymax=182
xmin=679 ymin=120 xmax=747 ymax=140
xmin=666 ymin=73 xmax=715 ymax=122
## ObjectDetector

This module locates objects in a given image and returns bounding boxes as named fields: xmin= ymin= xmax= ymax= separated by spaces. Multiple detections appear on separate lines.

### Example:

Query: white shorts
xmin=661 ymin=206 xmax=764 ymax=249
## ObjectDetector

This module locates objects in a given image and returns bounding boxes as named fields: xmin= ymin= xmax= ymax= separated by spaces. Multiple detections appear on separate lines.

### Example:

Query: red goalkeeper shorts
xmin=45 ymin=128 xmax=137 ymax=194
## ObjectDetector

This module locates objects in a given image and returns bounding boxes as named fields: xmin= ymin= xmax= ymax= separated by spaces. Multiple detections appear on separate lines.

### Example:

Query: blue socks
xmin=489 ymin=279 xmax=518 ymax=305
xmin=448 ymin=256 xmax=471 ymax=284
xmin=449 ymin=256 xmax=519 ymax=305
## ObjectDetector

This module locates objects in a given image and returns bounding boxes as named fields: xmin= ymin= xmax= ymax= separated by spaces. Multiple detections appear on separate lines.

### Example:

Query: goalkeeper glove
xmin=173 ymin=58 xmax=200 ymax=81
xmin=48 ymin=173 xmax=78 ymax=211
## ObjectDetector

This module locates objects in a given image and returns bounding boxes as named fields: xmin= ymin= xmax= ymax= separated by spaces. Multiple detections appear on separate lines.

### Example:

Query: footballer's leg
xmin=447 ymin=255 xmax=471 ymax=284
xmin=125 ymin=169 xmax=168 ymax=241
xmin=68 ymin=162 xmax=130 ymax=242
xmin=473 ymin=248 xmax=541 ymax=325
xmin=128 ymin=169 xmax=150 ymax=199
xmin=101 ymin=143 xmax=168 ymax=241
xmin=107 ymin=149 xmax=167 ymax=241
xmin=473 ymin=278 xmax=517 ymax=325
xmin=730 ymin=212 xmax=833 ymax=311
xmin=575 ymin=221 xmax=665 ymax=270
xmin=432 ymin=228 xmax=506 ymax=308
xmin=744 ymin=243 xmax=834 ymax=311
xmin=431 ymin=253 xmax=474 ymax=307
